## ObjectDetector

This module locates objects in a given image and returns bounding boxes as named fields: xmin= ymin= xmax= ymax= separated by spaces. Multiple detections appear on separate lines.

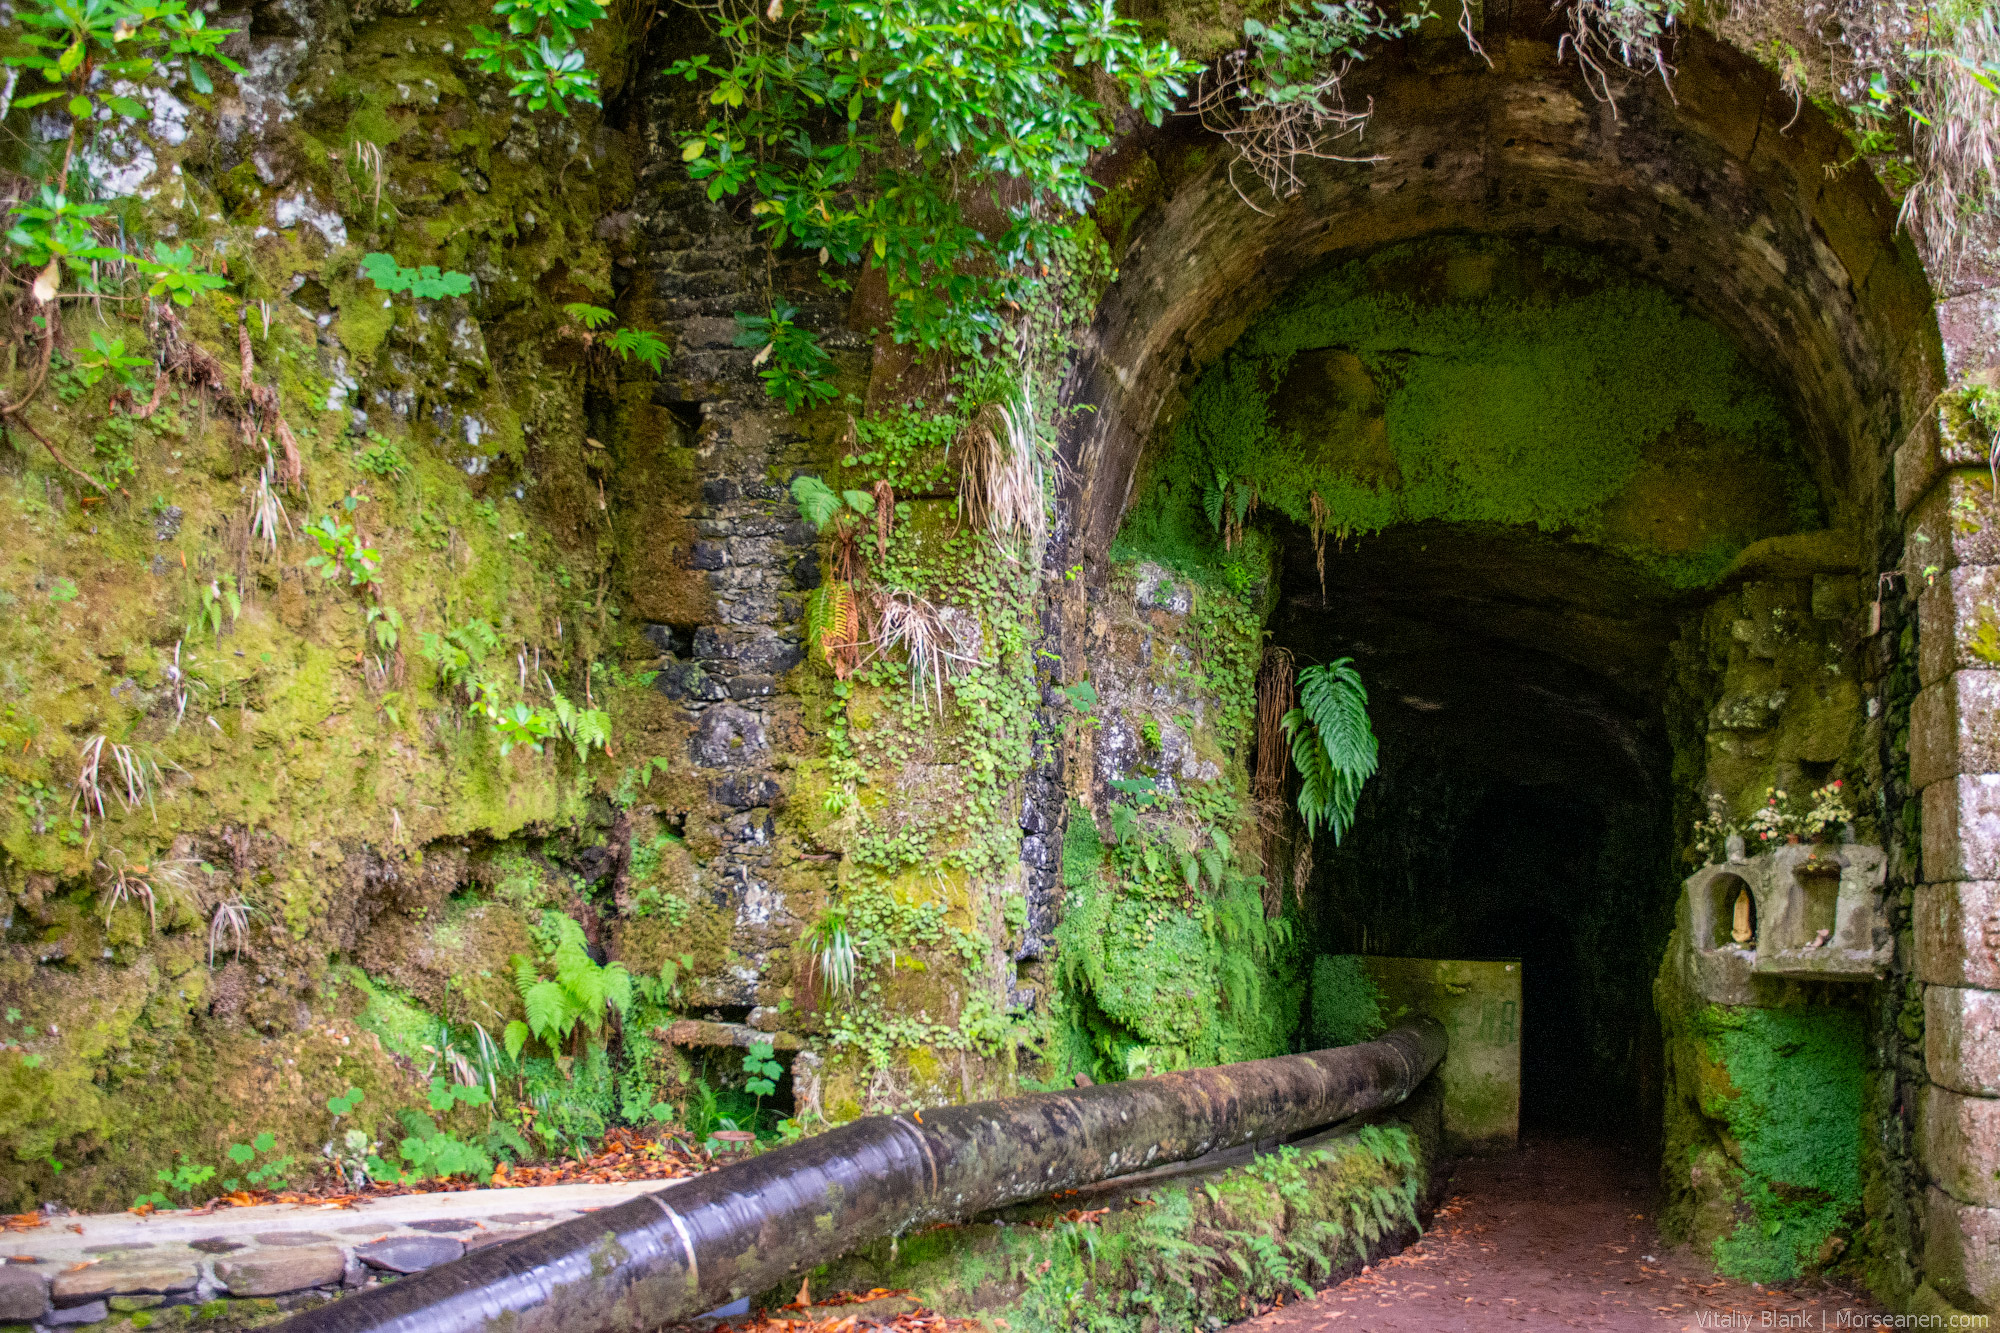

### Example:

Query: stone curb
xmin=0 ymin=1180 xmax=681 ymax=1329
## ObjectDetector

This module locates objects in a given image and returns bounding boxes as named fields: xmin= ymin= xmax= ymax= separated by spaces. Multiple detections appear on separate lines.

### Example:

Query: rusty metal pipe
xmin=275 ymin=1019 xmax=1445 ymax=1333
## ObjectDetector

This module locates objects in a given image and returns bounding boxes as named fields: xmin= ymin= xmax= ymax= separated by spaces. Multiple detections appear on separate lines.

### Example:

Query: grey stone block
xmin=1919 ymin=566 xmax=2000 ymax=688
xmin=0 ymin=1267 xmax=48 ymax=1321
xmin=1925 ymin=776 xmax=2000 ymax=882
xmin=51 ymin=1260 xmax=197 ymax=1304
xmin=1917 ymin=882 xmax=2000 ymax=988
xmin=1915 ymin=672 xmax=2000 ymax=790
xmin=1932 ymin=986 xmax=2000 ymax=1095
xmin=1927 ymin=1184 xmax=2000 ymax=1312
xmin=43 ymin=1299 xmax=108 ymax=1325
xmin=355 ymin=1235 xmax=465 ymax=1274
xmin=1904 ymin=469 xmax=2000 ymax=585
xmin=1925 ymin=1082 xmax=2000 ymax=1205
xmin=215 ymin=1246 xmax=346 ymax=1296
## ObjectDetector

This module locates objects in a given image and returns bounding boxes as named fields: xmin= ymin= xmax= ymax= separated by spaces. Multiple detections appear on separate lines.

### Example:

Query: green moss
xmin=1061 ymin=800 xmax=1105 ymax=889
xmin=1115 ymin=237 xmax=1816 ymax=589
xmin=810 ymin=1124 xmax=1425 ymax=1332
xmin=1309 ymin=955 xmax=1385 ymax=1049
xmin=349 ymin=968 xmax=442 ymax=1064
xmin=1695 ymin=1005 xmax=1866 ymax=1282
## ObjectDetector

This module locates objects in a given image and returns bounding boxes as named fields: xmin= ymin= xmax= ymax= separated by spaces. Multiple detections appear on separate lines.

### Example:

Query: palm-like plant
xmin=1281 ymin=658 xmax=1377 ymax=843
xmin=798 ymin=910 xmax=858 ymax=1002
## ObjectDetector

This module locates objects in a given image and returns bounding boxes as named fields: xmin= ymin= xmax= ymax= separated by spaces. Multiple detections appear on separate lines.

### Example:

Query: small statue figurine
xmin=1732 ymin=886 xmax=1755 ymax=945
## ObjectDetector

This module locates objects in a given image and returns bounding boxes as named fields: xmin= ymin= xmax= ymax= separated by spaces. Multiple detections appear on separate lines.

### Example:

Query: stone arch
xmin=1046 ymin=16 xmax=1967 ymax=1301
xmin=1061 ymin=27 xmax=1943 ymax=569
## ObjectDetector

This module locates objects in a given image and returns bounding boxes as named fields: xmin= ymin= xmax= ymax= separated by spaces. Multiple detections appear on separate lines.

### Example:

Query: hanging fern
xmin=1280 ymin=658 xmax=1377 ymax=842
xmin=790 ymin=475 xmax=844 ymax=529
xmin=805 ymin=580 xmax=861 ymax=678
xmin=1201 ymin=467 xmax=1227 ymax=533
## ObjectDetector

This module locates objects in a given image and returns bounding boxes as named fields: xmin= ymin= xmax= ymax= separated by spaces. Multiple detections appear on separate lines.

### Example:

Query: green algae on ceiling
xmin=1116 ymin=236 xmax=1822 ymax=589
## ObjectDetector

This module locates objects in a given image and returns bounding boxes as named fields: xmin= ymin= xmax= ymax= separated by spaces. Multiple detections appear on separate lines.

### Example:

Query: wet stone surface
xmin=356 ymin=1236 xmax=465 ymax=1273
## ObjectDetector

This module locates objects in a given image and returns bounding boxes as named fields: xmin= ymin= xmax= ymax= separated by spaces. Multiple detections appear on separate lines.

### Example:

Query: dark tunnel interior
xmin=1270 ymin=520 xmax=1689 ymax=1140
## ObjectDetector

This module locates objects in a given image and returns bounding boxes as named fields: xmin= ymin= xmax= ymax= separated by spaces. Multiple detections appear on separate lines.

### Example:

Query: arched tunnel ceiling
xmin=1065 ymin=28 xmax=1945 ymax=569
xmin=1270 ymin=521 xmax=1677 ymax=797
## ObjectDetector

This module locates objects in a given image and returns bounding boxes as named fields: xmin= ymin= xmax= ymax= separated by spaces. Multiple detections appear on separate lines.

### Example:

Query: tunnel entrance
xmin=1119 ymin=233 xmax=1834 ymax=1147
xmin=1072 ymin=18 xmax=1938 ymax=1285
xmin=1273 ymin=523 xmax=1683 ymax=1142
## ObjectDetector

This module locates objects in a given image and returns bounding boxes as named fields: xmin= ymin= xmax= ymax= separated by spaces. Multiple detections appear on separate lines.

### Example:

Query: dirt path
xmin=1241 ymin=1137 xmax=1879 ymax=1332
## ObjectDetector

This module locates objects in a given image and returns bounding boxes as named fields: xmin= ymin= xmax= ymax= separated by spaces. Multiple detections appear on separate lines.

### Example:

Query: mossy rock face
xmin=1115 ymin=235 xmax=1818 ymax=591
xmin=357 ymin=900 xmax=535 ymax=1027
xmin=1655 ymin=945 xmax=1868 ymax=1284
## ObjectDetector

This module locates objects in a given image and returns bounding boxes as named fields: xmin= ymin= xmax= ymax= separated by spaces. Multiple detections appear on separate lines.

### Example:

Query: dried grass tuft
xmin=250 ymin=458 xmax=292 ymax=553
xmin=955 ymin=375 xmax=1046 ymax=557
xmin=1254 ymin=646 xmax=1298 ymax=914
xmin=95 ymin=849 xmax=191 ymax=932
xmin=209 ymin=899 xmax=250 ymax=965
xmin=1899 ymin=7 xmax=2000 ymax=277
xmin=72 ymin=734 xmax=164 ymax=827
xmin=872 ymin=592 xmax=986 ymax=713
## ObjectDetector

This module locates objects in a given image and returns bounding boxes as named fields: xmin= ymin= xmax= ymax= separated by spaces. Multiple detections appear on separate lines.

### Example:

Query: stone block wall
xmin=1899 ymin=279 xmax=2000 ymax=1309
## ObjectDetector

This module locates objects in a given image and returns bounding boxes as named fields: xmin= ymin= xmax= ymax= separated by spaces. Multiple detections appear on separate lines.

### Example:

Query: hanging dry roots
xmin=872 ymin=592 xmax=985 ymax=713
xmin=1556 ymin=0 xmax=1678 ymax=116
xmin=1187 ymin=47 xmax=1383 ymax=210
xmin=1309 ymin=492 xmax=1330 ymax=603
xmin=1291 ymin=832 xmax=1315 ymax=911
xmin=1254 ymin=646 xmax=1298 ymax=911
xmin=237 ymin=307 xmax=303 ymax=487
xmin=152 ymin=303 xmax=232 ymax=398
xmin=1254 ymin=647 xmax=1297 ymax=816
xmin=830 ymin=520 xmax=864 ymax=583
xmin=873 ymin=478 xmax=894 ymax=564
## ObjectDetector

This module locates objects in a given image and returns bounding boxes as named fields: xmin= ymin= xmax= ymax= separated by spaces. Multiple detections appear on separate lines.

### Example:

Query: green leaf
xmin=523 ymin=980 xmax=570 ymax=1043
xmin=1284 ymin=659 xmax=1377 ymax=842
xmin=227 ymin=1143 xmax=255 ymax=1165
xmin=66 ymin=94 xmax=90 ymax=118
xmin=790 ymin=475 xmax=843 ymax=529
xmin=503 ymin=1019 xmax=529 ymax=1062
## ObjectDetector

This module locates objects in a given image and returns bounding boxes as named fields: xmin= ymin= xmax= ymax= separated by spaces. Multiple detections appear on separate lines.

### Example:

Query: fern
xmin=790 ymin=475 xmax=844 ymax=529
xmin=805 ymin=580 xmax=860 ymax=678
xmin=1203 ymin=467 xmax=1228 ymax=532
xmin=606 ymin=327 xmax=670 ymax=372
xmin=563 ymin=301 xmax=615 ymax=329
xmin=509 ymin=911 xmax=633 ymax=1056
xmin=523 ymin=980 xmax=569 ymax=1040
xmin=1281 ymin=658 xmax=1377 ymax=842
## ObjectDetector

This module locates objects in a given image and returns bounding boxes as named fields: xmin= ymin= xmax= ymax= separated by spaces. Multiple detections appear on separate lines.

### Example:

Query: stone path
xmin=0 ymin=1180 xmax=676 ymax=1328
xmin=1238 ymin=1138 xmax=1881 ymax=1332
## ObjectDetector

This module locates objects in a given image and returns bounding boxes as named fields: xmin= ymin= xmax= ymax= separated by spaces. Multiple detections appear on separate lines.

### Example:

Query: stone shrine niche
xmin=1680 ymin=845 xmax=1890 ymax=1004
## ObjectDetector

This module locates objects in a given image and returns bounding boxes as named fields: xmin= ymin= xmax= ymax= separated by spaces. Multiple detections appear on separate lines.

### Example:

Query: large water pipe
xmin=277 ymin=1018 xmax=1446 ymax=1333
